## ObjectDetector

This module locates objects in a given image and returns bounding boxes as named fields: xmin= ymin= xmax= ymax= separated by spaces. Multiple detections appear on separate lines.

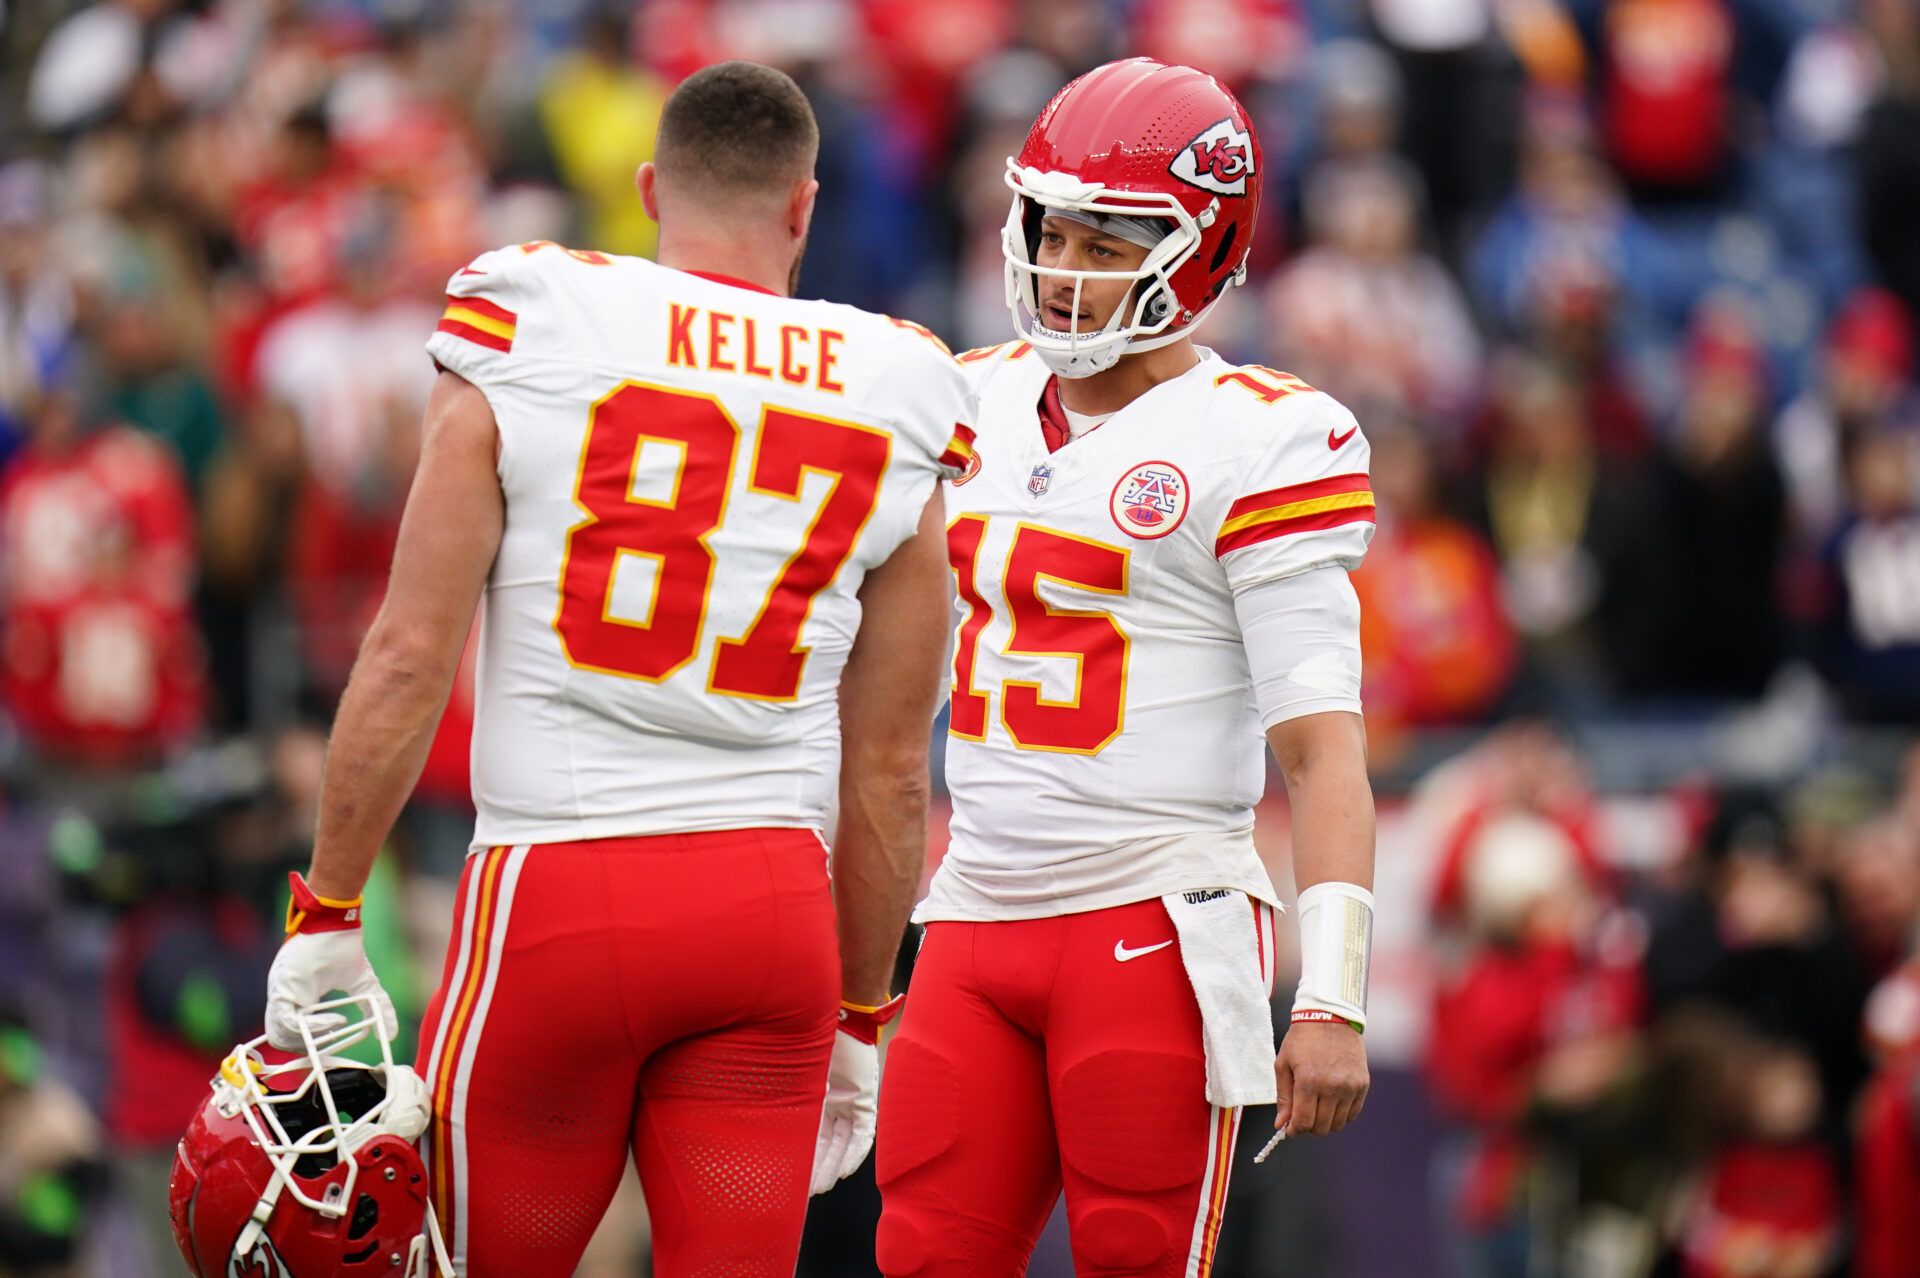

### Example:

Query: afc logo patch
xmin=1169 ymin=117 xmax=1255 ymax=197
xmin=1028 ymin=463 xmax=1054 ymax=497
xmin=1109 ymin=461 xmax=1189 ymax=539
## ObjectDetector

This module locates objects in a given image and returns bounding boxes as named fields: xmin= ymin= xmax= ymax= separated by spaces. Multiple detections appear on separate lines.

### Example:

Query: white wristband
xmin=1292 ymin=881 xmax=1373 ymax=1030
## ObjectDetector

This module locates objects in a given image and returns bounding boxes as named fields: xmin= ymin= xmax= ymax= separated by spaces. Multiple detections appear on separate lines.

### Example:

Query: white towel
xmin=1162 ymin=888 xmax=1280 ymax=1108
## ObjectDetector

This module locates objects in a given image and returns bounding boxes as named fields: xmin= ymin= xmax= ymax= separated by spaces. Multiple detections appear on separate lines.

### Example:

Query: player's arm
xmin=264 ymin=372 xmax=502 ymax=1048
xmin=833 ymin=487 xmax=950 ymax=1005
xmin=1267 ymin=708 xmax=1374 ymax=1139
xmin=809 ymin=485 xmax=950 ymax=1196
xmin=1227 ymin=559 xmax=1375 ymax=1142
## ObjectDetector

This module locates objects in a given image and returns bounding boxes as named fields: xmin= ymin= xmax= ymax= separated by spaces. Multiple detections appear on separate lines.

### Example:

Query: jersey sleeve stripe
xmin=937 ymin=423 xmax=978 ymax=473
xmin=436 ymin=294 xmax=518 ymax=352
xmin=447 ymin=294 xmax=516 ymax=326
xmin=1219 ymin=487 xmax=1374 ymax=536
xmin=436 ymin=316 xmax=514 ymax=353
xmin=1223 ymin=471 xmax=1369 ymax=521
xmin=1214 ymin=498 xmax=1376 ymax=556
xmin=957 ymin=342 xmax=1008 ymax=363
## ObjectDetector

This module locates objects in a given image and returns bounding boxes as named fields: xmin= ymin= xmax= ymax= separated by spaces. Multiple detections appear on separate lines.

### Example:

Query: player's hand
xmin=1272 ymin=1020 xmax=1369 ymax=1138
xmin=810 ymin=1027 xmax=878 ymax=1195
xmin=265 ymin=874 xmax=397 ymax=1051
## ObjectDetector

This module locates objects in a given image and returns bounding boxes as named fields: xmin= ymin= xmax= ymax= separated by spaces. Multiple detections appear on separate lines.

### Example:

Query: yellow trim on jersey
xmin=441 ymin=304 xmax=516 ymax=341
xmin=1216 ymin=489 xmax=1375 ymax=537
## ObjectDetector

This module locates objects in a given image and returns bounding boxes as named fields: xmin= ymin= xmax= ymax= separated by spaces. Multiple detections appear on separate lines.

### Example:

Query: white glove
xmin=810 ymin=1027 xmax=879 ymax=1195
xmin=265 ymin=928 xmax=398 ymax=1051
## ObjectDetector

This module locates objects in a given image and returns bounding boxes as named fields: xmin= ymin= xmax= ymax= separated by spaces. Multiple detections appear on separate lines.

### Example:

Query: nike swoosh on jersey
xmin=1114 ymin=939 xmax=1175 ymax=962
xmin=1328 ymin=424 xmax=1358 ymax=450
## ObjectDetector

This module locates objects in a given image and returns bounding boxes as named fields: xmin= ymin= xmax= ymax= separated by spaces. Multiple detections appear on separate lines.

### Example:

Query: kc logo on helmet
xmin=229 ymin=1240 xmax=290 ymax=1278
xmin=1170 ymin=118 xmax=1255 ymax=197
xmin=1110 ymin=461 xmax=1189 ymax=539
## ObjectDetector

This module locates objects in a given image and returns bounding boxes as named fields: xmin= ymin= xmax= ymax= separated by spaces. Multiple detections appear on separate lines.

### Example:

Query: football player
xmin=260 ymin=62 xmax=973 ymax=1278
xmin=875 ymin=59 xmax=1377 ymax=1277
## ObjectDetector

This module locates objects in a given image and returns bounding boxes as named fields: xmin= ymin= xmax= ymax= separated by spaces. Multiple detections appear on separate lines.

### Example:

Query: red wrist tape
xmin=837 ymin=994 xmax=906 ymax=1045
xmin=285 ymin=872 xmax=364 ymax=936
xmin=1291 ymin=1008 xmax=1363 ymax=1033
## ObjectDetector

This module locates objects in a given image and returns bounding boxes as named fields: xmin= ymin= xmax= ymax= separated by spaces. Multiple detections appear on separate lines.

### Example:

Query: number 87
xmin=553 ymin=381 xmax=892 ymax=701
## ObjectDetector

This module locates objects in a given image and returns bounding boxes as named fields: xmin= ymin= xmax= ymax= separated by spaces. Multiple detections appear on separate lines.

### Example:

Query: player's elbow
xmin=842 ymin=741 xmax=930 ymax=806
xmin=1268 ymin=711 xmax=1369 ymax=790
xmin=354 ymin=619 xmax=459 ymax=696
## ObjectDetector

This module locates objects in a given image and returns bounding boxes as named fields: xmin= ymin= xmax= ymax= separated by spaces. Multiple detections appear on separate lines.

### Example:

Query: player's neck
xmin=1055 ymin=338 xmax=1200 ymax=416
xmin=656 ymin=228 xmax=795 ymax=298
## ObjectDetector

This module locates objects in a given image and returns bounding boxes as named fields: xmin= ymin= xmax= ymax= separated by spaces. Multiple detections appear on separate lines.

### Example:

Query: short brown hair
xmin=655 ymin=61 xmax=819 ymax=194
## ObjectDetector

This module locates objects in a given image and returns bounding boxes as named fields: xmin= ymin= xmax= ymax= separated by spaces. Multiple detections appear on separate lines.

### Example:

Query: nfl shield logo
xmin=1028 ymin=464 xmax=1054 ymax=497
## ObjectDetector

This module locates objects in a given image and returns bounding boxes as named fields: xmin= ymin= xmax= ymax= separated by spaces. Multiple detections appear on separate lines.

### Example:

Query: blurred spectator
xmin=1593 ymin=0 xmax=1738 ymax=200
xmin=1425 ymin=721 xmax=1614 ymax=931
xmin=1520 ymin=250 xmax=1652 ymax=462
xmin=1351 ymin=421 xmax=1516 ymax=749
xmin=1856 ymin=955 xmax=1920 ymax=1278
xmin=0 ymin=1006 xmax=99 ymax=1278
xmin=1472 ymin=350 xmax=1650 ymax=701
xmin=1832 ymin=814 xmax=1920 ymax=982
xmin=1676 ymin=1036 xmax=1841 ymax=1278
xmin=1426 ymin=807 xmax=1643 ymax=1278
xmin=1815 ymin=420 xmax=1920 ymax=720
xmin=93 ymin=262 xmax=225 ymax=494
xmin=1627 ymin=301 xmax=1786 ymax=699
xmin=537 ymin=7 xmax=665 ymax=259
xmin=5 ymin=4 xmax=1920 ymax=1276
xmin=0 ymin=379 xmax=204 ymax=766
xmin=1268 ymin=155 xmax=1481 ymax=424
xmin=25 ymin=0 xmax=189 ymax=137
xmin=1774 ymin=287 xmax=1915 ymax=550
xmin=1859 ymin=0 xmax=1920 ymax=339
xmin=1643 ymin=790 xmax=1870 ymax=1136
xmin=1469 ymin=100 xmax=1668 ymax=347
xmin=1369 ymin=0 xmax=1525 ymax=258
xmin=0 ymin=163 xmax=76 ymax=466
xmin=250 ymin=204 xmax=436 ymax=697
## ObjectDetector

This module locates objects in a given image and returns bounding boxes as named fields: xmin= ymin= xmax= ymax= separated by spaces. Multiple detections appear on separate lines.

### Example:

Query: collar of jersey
xmin=681 ymin=269 xmax=780 ymax=296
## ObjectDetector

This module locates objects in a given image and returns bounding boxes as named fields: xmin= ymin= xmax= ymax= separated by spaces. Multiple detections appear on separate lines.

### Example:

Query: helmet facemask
xmin=211 ymin=993 xmax=451 ymax=1278
xmin=1002 ymin=162 xmax=1219 ymax=379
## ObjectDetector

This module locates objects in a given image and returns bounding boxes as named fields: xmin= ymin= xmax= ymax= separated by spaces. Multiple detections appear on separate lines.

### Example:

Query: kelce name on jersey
xmin=665 ymin=302 xmax=847 ymax=393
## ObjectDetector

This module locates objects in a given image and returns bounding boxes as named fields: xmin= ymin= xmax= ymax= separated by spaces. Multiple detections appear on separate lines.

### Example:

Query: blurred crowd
xmin=0 ymin=0 xmax=1918 ymax=1275
xmin=1412 ymin=726 xmax=1920 ymax=1278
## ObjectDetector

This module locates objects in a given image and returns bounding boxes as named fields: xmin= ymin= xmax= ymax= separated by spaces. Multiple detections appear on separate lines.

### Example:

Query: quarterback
xmin=875 ymin=59 xmax=1377 ymax=1276
xmin=253 ymin=63 xmax=971 ymax=1278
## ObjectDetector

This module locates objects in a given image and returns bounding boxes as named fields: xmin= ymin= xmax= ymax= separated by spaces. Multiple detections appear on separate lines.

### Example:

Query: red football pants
xmin=876 ymin=897 xmax=1274 ymax=1277
xmin=414 ymin=831 xmax=839 ymax=1278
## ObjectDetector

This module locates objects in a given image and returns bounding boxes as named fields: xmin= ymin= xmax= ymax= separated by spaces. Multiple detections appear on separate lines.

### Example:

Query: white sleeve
xmin=1231 ymin=564 xmax=1363 ymax=729
xmin=1214 ymin=391 xmax=1374 ymax=593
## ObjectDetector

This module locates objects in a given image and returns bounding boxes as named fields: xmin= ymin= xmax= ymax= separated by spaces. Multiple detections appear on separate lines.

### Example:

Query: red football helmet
xmin=169 ymin=995 xmax=452 ymax=1278
xmin=1004 ymin=57 xmax=1263 ymax=377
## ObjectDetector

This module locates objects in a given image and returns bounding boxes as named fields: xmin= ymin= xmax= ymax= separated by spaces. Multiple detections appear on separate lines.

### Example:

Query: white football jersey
xmin=922 ymin=341 xmax=1373 ymax=921
xmin=425 ymin=244 xmax=973 ymax=851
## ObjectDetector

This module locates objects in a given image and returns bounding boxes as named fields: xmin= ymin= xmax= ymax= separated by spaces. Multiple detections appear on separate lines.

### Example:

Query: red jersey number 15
xmin=947 ymin=514 xmax=1130 ymax=755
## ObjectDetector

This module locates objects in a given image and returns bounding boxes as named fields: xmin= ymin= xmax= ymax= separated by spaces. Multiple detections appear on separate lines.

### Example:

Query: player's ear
xmin=637 ymin=163 xmax=660 ymax=223
xmin=790 ymin=176 xmax=819 ymax=242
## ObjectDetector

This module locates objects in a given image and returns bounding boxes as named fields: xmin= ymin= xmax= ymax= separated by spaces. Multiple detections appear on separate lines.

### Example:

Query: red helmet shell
xmin=1014 ymin=57 xmax=1262 ymax=321
xmin=170 ymin=1088 xmax=433 ymax=1278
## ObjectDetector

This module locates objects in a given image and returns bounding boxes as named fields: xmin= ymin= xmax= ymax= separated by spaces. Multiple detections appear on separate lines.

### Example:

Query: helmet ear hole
xmin=1208 ymin=220 xmax=1239 ymax=275
xmin=1145 ymin=290 xmax=1171 ymax=322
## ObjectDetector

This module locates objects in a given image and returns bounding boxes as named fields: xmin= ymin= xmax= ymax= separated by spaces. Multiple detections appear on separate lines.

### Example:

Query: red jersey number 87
xmin=553 ymin=380 xmax=892 ymax=702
